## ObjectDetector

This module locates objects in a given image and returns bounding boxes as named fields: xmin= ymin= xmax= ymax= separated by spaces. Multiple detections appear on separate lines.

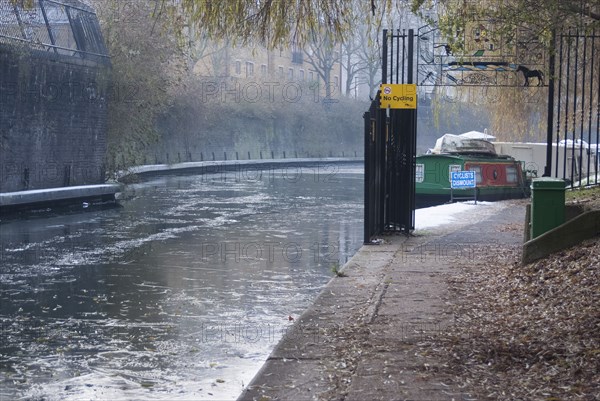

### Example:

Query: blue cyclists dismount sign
xmin=451 ymin=171 xmax=476 ymax=189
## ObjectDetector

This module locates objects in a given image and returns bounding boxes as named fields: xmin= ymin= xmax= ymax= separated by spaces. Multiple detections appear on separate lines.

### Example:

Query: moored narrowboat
xmin=416 ymin=134 xmax=529 ymax=208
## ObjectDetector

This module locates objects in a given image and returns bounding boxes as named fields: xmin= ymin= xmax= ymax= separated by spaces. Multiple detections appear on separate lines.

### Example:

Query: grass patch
xmin=566 ymin=184 xmax=600 ymax=201
xmin=566 ymin=184 xmax=600 ymax=212
xmin=331 ymin=263 xmax=347 ymax=277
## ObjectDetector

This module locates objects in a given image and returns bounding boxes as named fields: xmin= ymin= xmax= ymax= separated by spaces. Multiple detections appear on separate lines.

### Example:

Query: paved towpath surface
xmin=238 ymin=200 xmax=526 ymax=401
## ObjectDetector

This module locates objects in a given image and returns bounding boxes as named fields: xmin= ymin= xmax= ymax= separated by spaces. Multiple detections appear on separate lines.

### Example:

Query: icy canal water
xmin=0 ymin=163 xmax=364 ymax=400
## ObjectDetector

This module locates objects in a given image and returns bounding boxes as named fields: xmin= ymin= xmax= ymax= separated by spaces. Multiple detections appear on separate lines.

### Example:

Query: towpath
xmin=238 ymin=200 xmax=526 ymax=401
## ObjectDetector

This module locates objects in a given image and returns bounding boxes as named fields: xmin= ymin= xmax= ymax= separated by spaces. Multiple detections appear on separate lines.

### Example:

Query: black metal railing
xmin=0 ymin=0 xmax=108 ymax=60
xmin=547 ymin=29 xmax=600 ymax=188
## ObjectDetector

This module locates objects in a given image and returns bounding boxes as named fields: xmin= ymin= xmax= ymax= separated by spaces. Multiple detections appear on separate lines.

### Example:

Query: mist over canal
xmin=0 ymin=163 xmax=364 ymax=400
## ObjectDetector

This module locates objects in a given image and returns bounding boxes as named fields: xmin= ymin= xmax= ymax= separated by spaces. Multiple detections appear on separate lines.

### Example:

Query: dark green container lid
xmin=531 ymin=177 xmax=566 ymax=190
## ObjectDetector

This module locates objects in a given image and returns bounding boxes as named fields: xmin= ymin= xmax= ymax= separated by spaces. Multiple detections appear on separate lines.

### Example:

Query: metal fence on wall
xmin=0 ymin=0 xmax=108 ymax=60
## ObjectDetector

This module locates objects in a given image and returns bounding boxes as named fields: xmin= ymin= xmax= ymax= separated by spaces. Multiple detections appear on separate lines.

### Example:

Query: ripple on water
xmin=0 ymin=165 xmax=364 ymax=400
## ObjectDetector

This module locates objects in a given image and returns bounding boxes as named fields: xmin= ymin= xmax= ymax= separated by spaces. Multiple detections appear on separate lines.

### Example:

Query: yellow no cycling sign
xmin=379 ymin=84 xmax=417 ymax=109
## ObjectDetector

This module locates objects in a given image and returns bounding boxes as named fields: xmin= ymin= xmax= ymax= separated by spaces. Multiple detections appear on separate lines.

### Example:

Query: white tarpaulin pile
xmin=431 ymin=134 xmax=497 ymax=155
xmin=460 ymin=130 xmax=496 ymax=141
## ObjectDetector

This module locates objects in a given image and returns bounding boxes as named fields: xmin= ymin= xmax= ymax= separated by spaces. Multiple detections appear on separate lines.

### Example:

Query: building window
xmin=278 ymin=66 xmax=284 ymax=78
xmin=260 ymin=64 xmax=267 ymax=77
xmin=235 ymin=60 xmax=241 ymax=75
xmin=309 ymin=71 xmax=314 ymax=81
xmin=288 ymin=68 xmax=294 ymax=80
xmin=291 ymin=51 xmax=303 ymax=64
xmin=245 ymin=61 xmax=254 ymax=77
xmin=299 ymin=69 xmax=305 ymax=81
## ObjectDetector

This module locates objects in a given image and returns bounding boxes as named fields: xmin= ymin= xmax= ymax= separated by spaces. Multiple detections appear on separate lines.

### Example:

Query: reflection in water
xmin=0 ymin=164 xmax=364 ymax=400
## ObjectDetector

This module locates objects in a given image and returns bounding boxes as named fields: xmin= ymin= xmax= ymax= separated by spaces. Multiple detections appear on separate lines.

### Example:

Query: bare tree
xmin=303 ymin=30 xmax=339 ymax=100
xmin=337 ymin=0 xmax=421 ymax=99
xmin=341 ymin=31 xmax=369 ymax=97
xmin=355 ymin=24 xmax=383 ymax=98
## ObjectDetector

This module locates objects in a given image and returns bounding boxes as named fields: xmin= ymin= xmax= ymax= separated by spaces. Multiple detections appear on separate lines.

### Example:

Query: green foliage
xmin=412 ymin=0 xmax=599 ymax=49
xmin=412 ymin=1 xmax=599 ymax=142
xmin=331 ymin=262 xmax=347 ymax=277
xmin=89 ymin=0 xmax=600 ymax=172
xmin=178 ymin=0 xmax=346 ymax=48
xmin=176 ymin=0 xmax=398 ymax=48
xmin=93 ymin=0 xmax=377 ymax=172
xmin=9 ymin=0 xmax=35 ymax=9
xmin=92 ymin=0 xmax=188 ymax=173
xmin=174 ymin=0 xmax=599 ymax=51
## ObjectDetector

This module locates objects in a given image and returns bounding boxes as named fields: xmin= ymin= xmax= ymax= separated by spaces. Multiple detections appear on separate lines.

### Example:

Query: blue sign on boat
xmin=451 ymin=171 xmax=476 ymax=189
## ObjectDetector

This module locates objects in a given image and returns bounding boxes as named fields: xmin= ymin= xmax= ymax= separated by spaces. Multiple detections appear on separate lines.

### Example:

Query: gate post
xmin=544 ymin=31 xmax=556 ymax=177
xmin=364 ymin=109 xmax=371 ymax=243
xmin=382 ymin=29 xmax=388 ymax=84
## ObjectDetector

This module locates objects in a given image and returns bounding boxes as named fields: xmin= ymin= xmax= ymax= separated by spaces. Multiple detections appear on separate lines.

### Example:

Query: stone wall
xmin=0 ymin=45 xmax=110 ymax=192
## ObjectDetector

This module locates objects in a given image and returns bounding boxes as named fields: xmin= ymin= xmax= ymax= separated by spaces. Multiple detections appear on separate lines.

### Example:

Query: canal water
xmin=0 ymin=163 xmax=364 ymax=400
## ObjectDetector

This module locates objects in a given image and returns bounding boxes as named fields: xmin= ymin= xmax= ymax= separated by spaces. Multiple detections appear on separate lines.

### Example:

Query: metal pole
xmin=587 ymin=32 xmax=595 ymax=184
xmin=38 ymin=0 xmax=57 ymax=53
xmin=555 ymin=32 xmax=564 ymax=178
xmin=401 ymin=30 xmax=406 ymax=84
xmin=592 ymin=30 xmax=600 ymax=184
xmin=12 ymin=3 xmax=27 ymax=40
xmin=595 ymin=30 xmax=600 ymax=185
xmin=579 ymin=34 xmax=587 ymax=186
xmin=563 ymin=30 xmax=572 ymax=181
xmin=390 ymin=29 xmax=394 ymax=85
xmin=65 ymin=6 xmax=83 ymax=54
xmin=407 ymin=29 xmax=414 ymax=84
xmin=382 ymin=29 xmax=388 ymax=84
xmin=396 ymin=29 xmax=400 ymax=84
xmin=364 ymin=109 xmax=371 ymax=243
xmin=571 ymin=30 xmax=579 ymax=187
xmin=545 ymin=30 xmax=556 ymax=177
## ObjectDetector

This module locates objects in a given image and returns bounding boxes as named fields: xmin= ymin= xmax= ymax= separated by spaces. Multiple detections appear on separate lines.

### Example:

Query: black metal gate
xmin=364 ymin=29 xmax=417 ymax=243
xmin=547 ymin=30 xmax=600 ymax=188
